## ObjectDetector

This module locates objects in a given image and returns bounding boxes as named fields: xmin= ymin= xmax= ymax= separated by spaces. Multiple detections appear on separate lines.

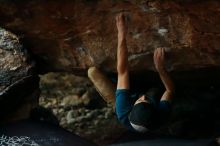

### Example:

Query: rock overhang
xmin=0 ymin=0 xmax=219 ymax=76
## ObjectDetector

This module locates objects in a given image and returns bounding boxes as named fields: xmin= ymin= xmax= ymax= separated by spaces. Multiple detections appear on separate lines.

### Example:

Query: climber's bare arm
xmin=154 ymin=48 xmax=174 ymax=101
xmin=116 ymin=13 xmax=129 ymax=89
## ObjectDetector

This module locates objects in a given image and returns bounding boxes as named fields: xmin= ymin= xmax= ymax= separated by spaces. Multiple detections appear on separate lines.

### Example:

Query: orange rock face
xmin=0 ymin=0 xmax=220 ymax=74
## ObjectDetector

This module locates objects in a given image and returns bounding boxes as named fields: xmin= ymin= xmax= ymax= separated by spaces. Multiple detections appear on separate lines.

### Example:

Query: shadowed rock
xmin=0 ymin=27 xmax=39 ymax=120
xmin=0 ymin=28 xmax=35 ymax=90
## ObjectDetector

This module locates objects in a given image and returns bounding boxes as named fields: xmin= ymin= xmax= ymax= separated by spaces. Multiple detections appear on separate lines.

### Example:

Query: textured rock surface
xmin=0 ymin=27 xmax=39 ymax=119
xmin=0 ymin=28 xmax=34 ymax=91
xmin=0 ymin=0 xmax=220 ymax=74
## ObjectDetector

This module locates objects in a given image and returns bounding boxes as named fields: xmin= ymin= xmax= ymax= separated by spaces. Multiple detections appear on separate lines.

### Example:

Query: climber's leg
xmin=88 ymin=67 xmax=116 ymax=105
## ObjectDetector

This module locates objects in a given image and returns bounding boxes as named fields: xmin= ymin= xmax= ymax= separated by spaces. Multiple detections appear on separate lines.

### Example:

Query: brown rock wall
xmin=0 ymin=0 xmax=220 ymax=74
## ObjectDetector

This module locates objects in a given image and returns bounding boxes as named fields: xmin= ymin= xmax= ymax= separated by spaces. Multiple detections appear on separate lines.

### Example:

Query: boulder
xmin=0 ymin=27 xmax=39 ymax=120
xmin=0 ymin=0 xmax=219 ymax=75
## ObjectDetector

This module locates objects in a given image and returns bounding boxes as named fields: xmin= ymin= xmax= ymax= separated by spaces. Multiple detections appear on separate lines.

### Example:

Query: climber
xmin=88 ymin=13 xmax=174 ymax=132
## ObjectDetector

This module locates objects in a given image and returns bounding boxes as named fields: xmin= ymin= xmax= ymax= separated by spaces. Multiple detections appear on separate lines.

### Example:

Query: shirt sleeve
xmin=115 ymin=89 xmax=135 ymax=131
